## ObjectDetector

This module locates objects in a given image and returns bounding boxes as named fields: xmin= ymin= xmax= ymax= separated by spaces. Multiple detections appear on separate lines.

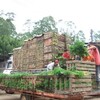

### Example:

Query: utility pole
xmin=90 ymin=29 xmax=93 ymax=42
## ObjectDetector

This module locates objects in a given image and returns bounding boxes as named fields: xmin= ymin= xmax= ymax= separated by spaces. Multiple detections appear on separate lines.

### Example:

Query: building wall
xmin=13 ymin=32 xmax=69 ymax=70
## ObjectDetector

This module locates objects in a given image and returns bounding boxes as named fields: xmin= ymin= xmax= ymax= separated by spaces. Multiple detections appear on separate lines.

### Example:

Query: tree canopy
xmin=0 ymin=14 xmax=22 ymax=59
xmin=1 ymin=11 xmax=99 ymax=61
xmin=22 ymin=16 xmax=58 ymax=39
xmin=31 ymin=16 xmax=58 ymax=35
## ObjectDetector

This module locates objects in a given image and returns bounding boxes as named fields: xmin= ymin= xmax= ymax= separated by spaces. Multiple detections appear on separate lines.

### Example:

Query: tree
xmin=31 ymin=16 xmax=58 ymax=35
xmin=23 ymin=19 xmax=33 ymax=38
xmin=76 ymin=30 xmax=85 ymax=42
xmin=0 ymin=17 xmax=11 ymax=35
xmin=0 ymin=35 xmax=14 ymax=55
xmin=0 ymin=11 xmax=16 ymax=36
xmin=0 ymin=16 xmax=22 ymax=57
xmin=93 ymin=31 xmax=100 ymax=42
xmin=6 ymin=19 xmax=17 ymax=37
xmin=57 ymin=20 xmax=77 ymax=42
xmin=24 ymin=19 xmax=33 ymax=33
xmin=5 ymin=12 xmax=15 ymax=21
xmin=66 ymin=21 xmax=76 ymax=42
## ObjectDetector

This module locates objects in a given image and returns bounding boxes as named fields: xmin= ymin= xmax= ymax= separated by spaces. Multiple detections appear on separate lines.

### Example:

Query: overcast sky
xmin=0 ymin=0 xmax=100 ymax=41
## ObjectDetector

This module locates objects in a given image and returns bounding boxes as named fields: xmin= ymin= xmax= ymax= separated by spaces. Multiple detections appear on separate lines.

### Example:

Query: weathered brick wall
xmin=13 ymin=32 xmax=68 ymax=70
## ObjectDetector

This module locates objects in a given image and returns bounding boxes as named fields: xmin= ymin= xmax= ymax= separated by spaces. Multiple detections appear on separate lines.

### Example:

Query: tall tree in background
xmin=88 ymin=29 xmax=100 ymax=42
xmin=6 ymin=19 xmax=17 ymax=37
xmin=93 ymin=31 xmax=100 ymax=42
xmin=22 ymin=16 xmax=58 ymax=39
xmin=31 ymin=16 xmax=58 ymax=35
xmin=0 ymin=17 xmax=11 ymax=35
xmin=57 ymin=20 xmax=78 ymax=42
xmin=24 ymin=19 xmax=33 ymax=33
xmin=5 ymin=12 xmax=15 ymax=21
xmin=76 ymin=30 xmax=85 ymax=42
xmin=0 ymin=11 xmax=16 ymax=36
xmin=57 ymin=20 xmax=85 ymax=43
xmin=22 ymin=19 xmax=33 ymax=39
xmin=23 ymin=16 xmax=86 ymax=43
xmin=0 ymin=11 xmax=22 ymax=57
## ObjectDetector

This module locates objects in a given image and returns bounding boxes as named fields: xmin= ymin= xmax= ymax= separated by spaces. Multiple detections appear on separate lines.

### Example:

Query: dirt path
xmin=1 ymin=89 xmax=100 ymax=100
xmin=0 ymin=90 xmax=20 ymax=100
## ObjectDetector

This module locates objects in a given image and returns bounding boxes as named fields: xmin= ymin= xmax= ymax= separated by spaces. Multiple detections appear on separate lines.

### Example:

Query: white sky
xmin=0 ymin=0 xmax=100 ymax=41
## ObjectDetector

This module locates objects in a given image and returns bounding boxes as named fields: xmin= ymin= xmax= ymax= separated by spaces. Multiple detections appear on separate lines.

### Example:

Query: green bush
xmin=69 ymin=40 xmax=88 ymax=57
xmin=0 ymin=68 xmax=84 ymax=91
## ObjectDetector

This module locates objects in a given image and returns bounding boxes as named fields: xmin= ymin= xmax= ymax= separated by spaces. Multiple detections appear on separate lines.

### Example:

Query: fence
xmin=0 ymin=74 xmax=92 ymax=95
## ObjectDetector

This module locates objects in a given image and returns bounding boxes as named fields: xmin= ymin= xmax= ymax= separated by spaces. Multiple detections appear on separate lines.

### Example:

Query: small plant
xmin=0 ymin=68 xmax=85 ymax=91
